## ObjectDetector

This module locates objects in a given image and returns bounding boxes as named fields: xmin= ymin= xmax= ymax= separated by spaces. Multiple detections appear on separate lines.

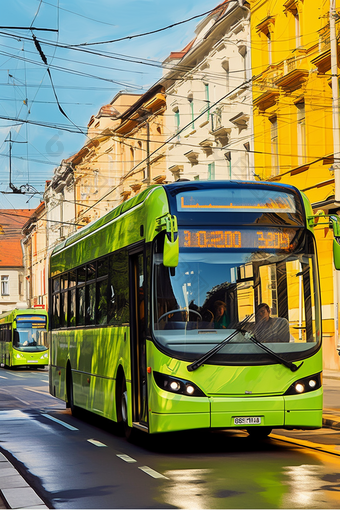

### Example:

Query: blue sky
xmin=0 ymin=0 xmax=219 ymax=210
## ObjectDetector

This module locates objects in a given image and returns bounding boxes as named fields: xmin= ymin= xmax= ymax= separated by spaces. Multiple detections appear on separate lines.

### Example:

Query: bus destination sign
xmin=176 ymin=189 xmax=296 ymax=213
xmin=179 ymin=228 xmax=296 ymax=250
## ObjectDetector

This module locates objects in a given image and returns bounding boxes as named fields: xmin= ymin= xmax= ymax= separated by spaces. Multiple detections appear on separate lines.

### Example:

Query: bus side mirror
xmin=163 ymin=215 xmax=179 ymax=267
xmin=333 ymin=238 xmax=340 ymax=270
xmin=13 ymin=320 xmax=16 ymax=329
xmin=330 ymin=215 xmax=340 ymax=270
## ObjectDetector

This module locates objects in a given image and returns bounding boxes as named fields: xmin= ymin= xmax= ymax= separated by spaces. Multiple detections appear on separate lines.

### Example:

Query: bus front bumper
xmin=149 ymin=388 xmax=323 ymax=433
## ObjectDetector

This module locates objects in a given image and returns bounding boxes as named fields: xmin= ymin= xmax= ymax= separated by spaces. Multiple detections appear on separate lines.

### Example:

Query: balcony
xmin=253 ymin=89 xmax=279 ymax=111
xmin=311 ymin=25 xmax=340 ymax=74
xmin=275 ymin=56 xmax=308 ymax=91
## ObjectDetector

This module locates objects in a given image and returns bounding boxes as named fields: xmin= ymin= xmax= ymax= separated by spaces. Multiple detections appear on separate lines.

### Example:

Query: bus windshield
xmin=153 ymin=228 xmax=321 ymax=365
xmin=13 ymin=315 xmax=48 ymax=352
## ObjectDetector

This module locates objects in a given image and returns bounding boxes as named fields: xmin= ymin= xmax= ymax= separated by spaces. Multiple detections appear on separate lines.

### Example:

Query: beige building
xmin=22 ymin=202 xmax=48 ymax=309
xmin=161 ymin=0 xmax=253 ymax=182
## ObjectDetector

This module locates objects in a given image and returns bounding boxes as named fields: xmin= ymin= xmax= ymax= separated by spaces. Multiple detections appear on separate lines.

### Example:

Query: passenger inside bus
xmin=254 ymin=303 xmax=290 ymax=343
xmin=209 ymin=300 xmax=230 ymax=329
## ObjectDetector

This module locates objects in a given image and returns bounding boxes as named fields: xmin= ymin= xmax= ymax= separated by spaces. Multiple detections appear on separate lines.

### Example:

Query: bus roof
xmin=0 ymin=308 xmax=48 ymax=323
xmin=52 ymin=184 xmax=162 ymax=256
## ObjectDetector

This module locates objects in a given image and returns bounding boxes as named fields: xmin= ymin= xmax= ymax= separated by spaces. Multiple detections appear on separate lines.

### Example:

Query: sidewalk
xmin=0 ymin=369 xmax=339 ymax=509
xmin=0 ymin=451 xmax=48 ymax=509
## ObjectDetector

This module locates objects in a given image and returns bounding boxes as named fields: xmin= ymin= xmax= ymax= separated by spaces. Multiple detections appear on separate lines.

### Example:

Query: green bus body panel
xmin=50 ymin=326 xmax=131 ymax=421
xmin=50 ymin=186 xmax=168 ymax=275
xmin=0 ymin=308 xmax=49 ymax=368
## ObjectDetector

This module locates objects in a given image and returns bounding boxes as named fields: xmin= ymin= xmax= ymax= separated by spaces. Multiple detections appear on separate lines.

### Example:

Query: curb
xmin=0 ymin=453 xmax=48 ymax=509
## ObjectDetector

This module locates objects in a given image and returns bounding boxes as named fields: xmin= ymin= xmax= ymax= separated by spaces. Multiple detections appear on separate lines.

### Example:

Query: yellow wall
xmin=250 ymin=0 xmax=340 ymax=369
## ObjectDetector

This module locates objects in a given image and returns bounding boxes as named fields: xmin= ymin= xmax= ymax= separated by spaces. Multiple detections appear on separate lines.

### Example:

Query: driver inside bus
xmin=254 ymin=303 xmax=290 ymax=343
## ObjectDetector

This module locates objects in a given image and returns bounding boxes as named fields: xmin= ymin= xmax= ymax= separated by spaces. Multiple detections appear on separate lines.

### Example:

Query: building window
xmin=188 ymin=94 xmax=194 ymax=129
xmin=266 ymin=31 xmax=272 ymax=65
xmin=294 ymin=12 xmax=300 ymax=48
xmin=225 ymin=152 xmax=232 ymax=179
xmin=1 ymin=276 xmax=9 ymax=296
xmin=130 ymin=147 xmax=135 ymax=170
xmin=204 ymin=83 xmax=210 ymax=120
xmin=208 ymin=162 xmax=215 ymax=180
xmin=270 ymin=116 xmax=279 ymax=175
xmin=296 ymin=100 xmax=306 ymax=165
xmin=93 ymin=170 xmax=99 ymax=194
xmin=222 ymin=60 xmax=229 ymax=92
xmin=173 ymin=107 xmax=180 ymax=136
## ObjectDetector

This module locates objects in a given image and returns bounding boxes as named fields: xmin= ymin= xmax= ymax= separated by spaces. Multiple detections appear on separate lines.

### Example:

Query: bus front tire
xmin=117 ymin=377 xmax=137 ymax=442
xmin=247 ymin=427 xmax=272 ymax=439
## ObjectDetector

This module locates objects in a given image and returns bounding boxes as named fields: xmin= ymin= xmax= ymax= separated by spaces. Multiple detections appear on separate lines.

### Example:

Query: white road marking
xmin=87 ymin=439 xmax=107 ymax=447
xmin=116 ymin=454 xmax=137 ymax=463
xmin=139 ymin=466 xmax=169 ymax=479
xmin=0 ymin=376 xmax=7 ymax=379
xmin=41 ymin=414 xmax=78 ymax=431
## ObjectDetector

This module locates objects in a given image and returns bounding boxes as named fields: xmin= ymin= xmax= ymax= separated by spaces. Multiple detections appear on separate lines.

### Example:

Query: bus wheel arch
xmin=66 ymin=362 xmax=77 ymax=416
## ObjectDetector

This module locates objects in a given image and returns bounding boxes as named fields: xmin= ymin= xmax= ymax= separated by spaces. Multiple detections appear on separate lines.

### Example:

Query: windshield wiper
xmin=244 ymin=332 xmax=303 ymax=372
xmin=187 ymin=314 xmax=254 ymax=372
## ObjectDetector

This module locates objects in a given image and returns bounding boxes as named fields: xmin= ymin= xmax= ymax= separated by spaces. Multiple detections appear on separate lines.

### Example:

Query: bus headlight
xmin=284 ymin=373 xmax=322 ymax=395
xmin=153 ymin=371 xmax=206 ymax=397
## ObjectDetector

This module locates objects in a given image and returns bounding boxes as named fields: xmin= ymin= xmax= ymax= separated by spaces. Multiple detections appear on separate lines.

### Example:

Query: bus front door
xmin=130 ymin=251 xmax=148 ymax=429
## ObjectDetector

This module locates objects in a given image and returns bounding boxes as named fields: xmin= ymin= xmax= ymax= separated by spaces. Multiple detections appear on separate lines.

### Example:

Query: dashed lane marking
xmin=41 ymin=413 xmax=78 ymax=431
xmin=116 ymin=454 xmax=137 ymax=463
xmin=0 ymin=376 xmax=7 ymax=379
xmin=139 ymin=466 xmax=169 ymax=479
xmin=87 ymin=439 xmax=107 ymax=447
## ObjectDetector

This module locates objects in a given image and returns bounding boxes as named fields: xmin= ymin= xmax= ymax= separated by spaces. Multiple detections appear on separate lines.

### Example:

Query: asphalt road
xmin=0 ymin=368 xmax=339 ymax=509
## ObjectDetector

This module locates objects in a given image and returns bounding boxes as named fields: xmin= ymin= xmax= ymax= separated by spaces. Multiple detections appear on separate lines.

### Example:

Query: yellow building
xmin=250 ymin=0 xmax=340 ymax=369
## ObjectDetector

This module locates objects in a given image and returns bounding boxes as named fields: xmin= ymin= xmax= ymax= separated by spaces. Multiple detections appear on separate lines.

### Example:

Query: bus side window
xmin=13 ymin=329 xmax=19 ymax=347
xmin=52 ymin=280 xmax=60 ymax=330
xmin=108 ymin=251 xmax=129 ymax=325
xmin=69 ymin=288 xmax=76 ymax=327
xmin=68 ymin=271 xmax=76 ymax=327
xmin=77 ymin=266 xmax=86 ymax=326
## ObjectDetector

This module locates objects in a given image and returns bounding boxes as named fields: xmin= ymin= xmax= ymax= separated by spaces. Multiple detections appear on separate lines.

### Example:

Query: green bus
xmin=48 ymin=181 xmax=339 ymax=438
xmin=0 ymin=308 xmax=49 ymax=369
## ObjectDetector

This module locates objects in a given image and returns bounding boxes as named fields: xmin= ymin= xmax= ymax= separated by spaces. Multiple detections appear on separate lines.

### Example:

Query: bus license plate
xmin=234 ymin=416 xmax=261 ymax=425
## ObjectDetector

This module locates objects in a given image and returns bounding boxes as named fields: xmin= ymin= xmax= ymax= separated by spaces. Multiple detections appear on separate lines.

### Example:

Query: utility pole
xmin=330 ymin=0 xmax=340 ymax=201
xmin=330 ymin=0 xmax=340 ymax=350
xmin=5 ymin=132 xmax=27 ymax=194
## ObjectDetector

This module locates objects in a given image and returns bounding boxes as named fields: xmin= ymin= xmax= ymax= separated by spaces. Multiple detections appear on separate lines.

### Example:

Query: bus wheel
xmin=247 ymin=427 xmax=272 ymax=439
xmin=118 ymin=378 xmax=137 ymax=442
xmin=67 ymin=367 xmax=78 ymax=417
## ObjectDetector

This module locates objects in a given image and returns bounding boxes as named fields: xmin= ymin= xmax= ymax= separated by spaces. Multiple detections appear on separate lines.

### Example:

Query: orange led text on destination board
xmin=181 ymin=230 xmax=290 ymax=249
